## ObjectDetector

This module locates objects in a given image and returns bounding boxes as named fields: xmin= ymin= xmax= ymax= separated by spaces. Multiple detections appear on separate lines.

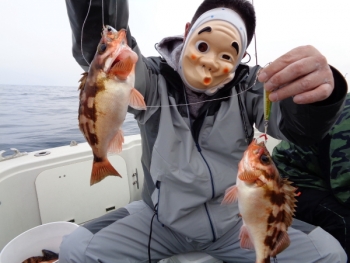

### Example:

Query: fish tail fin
xmin=129 ymin=88 xmax=147 ymax=110
xmin=222 ymin=185 xmax=238 ymax=204
xmin=91 ymin=157 xmax=122 ymax=185
xmin=108 ymin=129 xmax=124 ymax=153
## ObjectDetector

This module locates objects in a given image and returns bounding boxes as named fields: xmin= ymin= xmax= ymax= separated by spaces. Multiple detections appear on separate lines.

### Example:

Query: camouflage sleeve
xmin=273 ymin=93 xmax=350 ymax=207
xmin=328 ymin=93 xmax=350 ymax=207
xmin=272 ymin=141 xmax=328 ymax=191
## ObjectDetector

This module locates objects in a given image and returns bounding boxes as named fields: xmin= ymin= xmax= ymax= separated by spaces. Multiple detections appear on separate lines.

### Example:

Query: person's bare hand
xmin=257 ymin=45 xmax=334 ymax=104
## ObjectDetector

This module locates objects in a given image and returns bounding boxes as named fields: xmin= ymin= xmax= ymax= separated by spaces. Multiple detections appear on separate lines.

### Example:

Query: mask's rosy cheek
xmin=223 ymin=68 xmax=229 ymax=74
xmin=191 ymin=54 xmax=197 ymax=60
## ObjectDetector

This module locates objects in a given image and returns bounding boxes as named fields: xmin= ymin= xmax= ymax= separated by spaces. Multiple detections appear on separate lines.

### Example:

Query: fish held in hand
xmin=222 ymin=138 xmax=297 ymax=263
xmin=78 ymin=25 xmax=146 ymax=185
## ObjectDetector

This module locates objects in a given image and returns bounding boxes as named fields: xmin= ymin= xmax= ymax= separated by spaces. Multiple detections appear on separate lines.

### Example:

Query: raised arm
xmin=250 ymin=46 xmax=348 ymax=145
xmin=65 ymin=0 xmax=130 ymax=71
xmin=65 ymin=0 xmax=160 ymax=119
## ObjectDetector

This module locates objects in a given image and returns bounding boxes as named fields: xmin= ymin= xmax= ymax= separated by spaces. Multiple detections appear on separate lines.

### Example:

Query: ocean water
xmin=0 ymin=85 xmax=139 ymax=154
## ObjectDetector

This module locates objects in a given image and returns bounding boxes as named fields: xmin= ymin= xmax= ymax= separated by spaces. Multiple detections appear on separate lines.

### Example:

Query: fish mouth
xmin=253 ymin=138 xmax=265 ymax=147
xmin=102 ymin=47 xmax=123 ymax=74
xmin=104 ymin=46 xmax=126 ymax=74
xmin=252 ymin=138 xmax=270 ymax=156
xmin=102 ymin=28 xmax=127 ymax=73
xmin=110 ymin=57 xmax=121 ymax=72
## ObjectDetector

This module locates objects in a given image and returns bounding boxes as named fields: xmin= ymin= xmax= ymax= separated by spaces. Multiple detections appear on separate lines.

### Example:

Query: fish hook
xmin=257 ymin=63 xmax=272 ymax=135
xmin=258 ymin=133 xmax=268 ymax=142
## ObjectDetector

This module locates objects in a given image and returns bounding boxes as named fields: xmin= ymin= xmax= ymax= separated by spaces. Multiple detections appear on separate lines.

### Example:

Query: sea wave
xmin=0 ymin=85 xmax=139 ymax=153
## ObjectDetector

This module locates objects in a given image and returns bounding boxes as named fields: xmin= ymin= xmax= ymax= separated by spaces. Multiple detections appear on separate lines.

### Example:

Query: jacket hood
xmin=155 ymin=35 xmax=184 ymax=71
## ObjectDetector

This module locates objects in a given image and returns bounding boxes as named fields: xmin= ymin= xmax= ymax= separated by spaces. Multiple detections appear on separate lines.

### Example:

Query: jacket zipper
xmin=196 ymin=142 xmax=215 ymax=198
xmin=196 ymin=142 xmax=217 ymax=242
xmin=184 ymin=89 xmax=217 ymax=242
xmin=204 ymin=203 xmax=216 ymax=242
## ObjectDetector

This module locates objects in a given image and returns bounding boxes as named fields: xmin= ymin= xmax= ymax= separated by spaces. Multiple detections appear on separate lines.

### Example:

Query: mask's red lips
xmin=203 ymin=77 xmax=211 ymax=85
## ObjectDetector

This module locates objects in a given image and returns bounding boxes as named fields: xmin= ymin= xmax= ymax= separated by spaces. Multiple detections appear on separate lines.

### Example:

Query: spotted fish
xmin=22 ymin=249 xmax=58 ymax=263
xmin=222 ymin=138 xmax=297 ymax=263
xmin=78 ymin=25 xmax=146 ymax=185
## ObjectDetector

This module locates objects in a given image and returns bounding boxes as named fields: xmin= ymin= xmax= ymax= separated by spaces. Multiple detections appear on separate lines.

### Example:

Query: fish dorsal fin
xmin=239 ymin=225 xmax=255 ymax=250
xmin=78 ymin=72 xmax=88 ymax=90
xmin=78 ymin=72 xmax=88 ymax=98
xmin=110 ymin=56 xmax=134 ymax=80
xmin=222 ymin=185 xmax=238 ymax=204
xmin=280 ymin=178 xmax=298 ymax=227
xmin=271 ymin=231 xmax=290 ymax=256
xmin=129 ymin=88 xmax=147 ymax=110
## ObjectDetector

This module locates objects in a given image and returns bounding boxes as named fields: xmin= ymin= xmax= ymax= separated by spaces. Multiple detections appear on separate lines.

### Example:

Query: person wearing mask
xmin=61 ymin=0 xmax=348 ymax=262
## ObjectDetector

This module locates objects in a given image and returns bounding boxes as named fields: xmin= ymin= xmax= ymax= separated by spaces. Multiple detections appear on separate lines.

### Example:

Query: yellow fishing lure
xmin=264 ymin=90 xmax=272 ymax=134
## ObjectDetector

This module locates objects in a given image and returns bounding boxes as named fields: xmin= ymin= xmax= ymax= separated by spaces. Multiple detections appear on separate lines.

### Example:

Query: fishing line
xmin=242 ymin=52 xmax=251 ymax=64
xmin=80 ymin=0 xmax=105 ymax=66
xmin=101 ymin=0 xmax=105 ymax=27
xmin=252 ymin=0 xmax=258 ymax=65
xmin=253 ymin=32 xmax=258 ymax=65
xmin=143 ymin=75 xmax=259 ymax=109
xmin=81 ymin=0 xmax=105 ymax=66
xmin=80 ymin=0 xmax=93 ymax=66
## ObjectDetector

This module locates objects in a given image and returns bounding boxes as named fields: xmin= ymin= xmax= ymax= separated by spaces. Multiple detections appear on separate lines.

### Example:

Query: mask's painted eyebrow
xmin=232 ymin=42 xmax=239 ymax=55
xmin=198 ymin=26 xmax=212 ymax=35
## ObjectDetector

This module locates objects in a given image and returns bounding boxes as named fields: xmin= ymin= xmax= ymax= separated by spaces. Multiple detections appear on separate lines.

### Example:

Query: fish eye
xmin=260 ymin=154 xmax=270 ymax=165
xmin=222 ymin=54 xmax=231 ymax=61
xmin=98 ymin=43 xmax=107 ymax=54
xmin=196 ymin=41 xmax=209 ymax=53
xmin=107 ymin=26 xmax=112 ymax=32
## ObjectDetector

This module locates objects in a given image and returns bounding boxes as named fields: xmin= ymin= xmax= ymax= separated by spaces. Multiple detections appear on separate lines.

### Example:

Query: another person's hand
xmin=257 ymin=45 xmax=334 ymax=104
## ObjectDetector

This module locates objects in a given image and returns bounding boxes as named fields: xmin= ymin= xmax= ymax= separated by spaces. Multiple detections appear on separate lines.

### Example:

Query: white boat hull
xmin=0 ymin=134 xmax=144 ymax=250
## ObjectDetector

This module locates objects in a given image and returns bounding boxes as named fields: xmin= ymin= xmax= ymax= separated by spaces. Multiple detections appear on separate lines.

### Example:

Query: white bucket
xmin=0 ymin=221 xmax=78 ymax=263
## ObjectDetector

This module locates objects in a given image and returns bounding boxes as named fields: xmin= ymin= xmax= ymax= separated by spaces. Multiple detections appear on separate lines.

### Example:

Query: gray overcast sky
xmin=0 ymin=0 xmax=349 ymax=87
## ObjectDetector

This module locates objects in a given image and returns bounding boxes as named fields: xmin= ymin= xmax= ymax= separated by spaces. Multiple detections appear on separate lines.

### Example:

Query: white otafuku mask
xmin=178 ymin=8 xmax=248 ymax=95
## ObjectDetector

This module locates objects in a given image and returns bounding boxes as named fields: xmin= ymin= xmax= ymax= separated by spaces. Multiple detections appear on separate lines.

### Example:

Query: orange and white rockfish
xmin=22 ymin=249 xmax=58 ymax=263
xmin=222 ymin=138 xmax=297 ymax=263
xmin=78 ymin=25 xmax=146 ymax=185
